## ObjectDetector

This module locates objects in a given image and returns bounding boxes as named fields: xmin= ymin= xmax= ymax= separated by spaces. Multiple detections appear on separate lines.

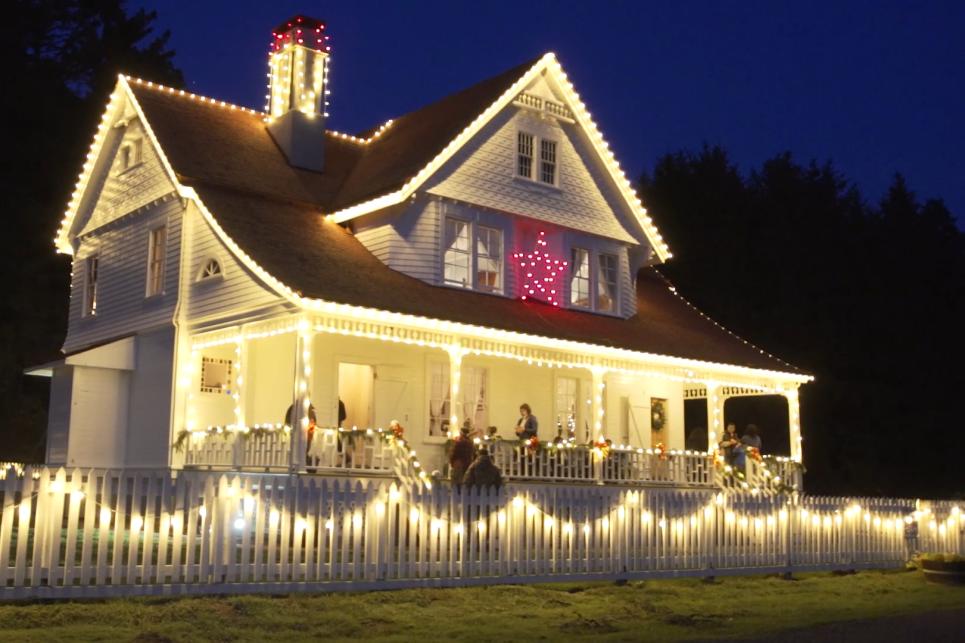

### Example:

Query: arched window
xmin=198 ymin=257 xmax=223 ymax=281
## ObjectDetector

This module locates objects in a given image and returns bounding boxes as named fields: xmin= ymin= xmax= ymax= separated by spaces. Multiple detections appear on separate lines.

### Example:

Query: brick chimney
xmin=266 ymin=15 xmax=330 ymax=172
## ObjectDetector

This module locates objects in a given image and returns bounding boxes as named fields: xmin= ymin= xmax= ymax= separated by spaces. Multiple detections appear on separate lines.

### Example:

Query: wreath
xmin=651 ymin=400 xmax=667 ymax=432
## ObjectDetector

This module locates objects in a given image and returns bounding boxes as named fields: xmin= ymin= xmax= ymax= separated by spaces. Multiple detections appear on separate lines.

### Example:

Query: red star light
xmin=513 ymin=231 xmax=568 ymax=306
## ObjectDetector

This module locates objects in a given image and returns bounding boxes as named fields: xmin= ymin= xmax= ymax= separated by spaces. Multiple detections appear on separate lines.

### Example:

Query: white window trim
xmin=118 ymin=138 xmax=144 ymax=174
xmin=82 ymin=254 xmax=98 ymax=317
xmin=441 ymin=216 xmax=505 ymax=295
xmin=515 ymin=130 xmax=560 ymax=188
xmin=145 ymin=225 xmax=167 ymax=298
xmin=196 ymin=256 xmax=225 ymax=282
xmin=567 ymin=246 xmax=621 ymax=315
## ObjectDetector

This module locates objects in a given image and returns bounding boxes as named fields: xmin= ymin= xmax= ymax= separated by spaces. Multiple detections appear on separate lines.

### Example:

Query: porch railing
xmin=308 ymin=429 xmax=394 ymax=475
xmin=491 ymin=441 xmax=714 ymax=487
xmin=715 ymin=455 xmax=805 ymax=494
xmin=183 ymin=429 xmax=290 ymax=471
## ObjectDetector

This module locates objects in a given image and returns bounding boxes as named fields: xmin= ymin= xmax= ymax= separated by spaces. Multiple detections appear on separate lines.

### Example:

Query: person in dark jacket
xmin=285 ymin=403 xmax=318 ymax=469
xmin=463 ymin=448 xmax=503 ymax=489
xmin=514 ymin=403 xmax=538 ymax=441
xmin=449 ymin=424 xmax=474 ymax=485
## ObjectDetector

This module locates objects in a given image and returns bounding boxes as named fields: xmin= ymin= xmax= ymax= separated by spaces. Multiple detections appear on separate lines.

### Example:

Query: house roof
xmin=191 ymin=183 xmax=802 ymax=374
xmin=103 ymin=58 xmax=801 ymax=376
xmin=127 ymin=56 xmax=541 ymax=213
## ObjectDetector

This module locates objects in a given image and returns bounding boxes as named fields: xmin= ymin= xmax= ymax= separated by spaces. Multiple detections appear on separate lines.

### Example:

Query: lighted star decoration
xmin=513 ymin=231 xmax=568 ymax=306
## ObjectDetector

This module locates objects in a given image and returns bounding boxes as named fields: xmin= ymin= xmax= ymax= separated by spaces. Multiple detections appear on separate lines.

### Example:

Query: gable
xmin=78 ymin=114 xmax=178 ymax=237
xmin=424 ymin=94 xmax=640 ymax=244
xmin=326 ymin=54 xmax=671 ymax=262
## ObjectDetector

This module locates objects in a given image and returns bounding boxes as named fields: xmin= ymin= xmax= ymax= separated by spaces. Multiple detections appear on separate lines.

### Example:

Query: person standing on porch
xmin=449 ymin=423 xmax=474 ymax=485
xmin=515 ymin=403 xmax=539 ymax=441
xmin=285 ymin=403 xmax=318 ymax=470
xmin=741 ymin=424 xmax=762 ymax=452
xmin=719 ymin=422 xmax=741 ymax=465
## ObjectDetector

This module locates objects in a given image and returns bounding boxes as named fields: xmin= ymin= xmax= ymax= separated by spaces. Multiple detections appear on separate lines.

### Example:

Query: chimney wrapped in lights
xmin=268 ymin=15 xmax=330 ymax=119
xmin=266 ymin=15 xmax=330 ymax=172
xmin=513 ymin=231 xmax=568 ymax=306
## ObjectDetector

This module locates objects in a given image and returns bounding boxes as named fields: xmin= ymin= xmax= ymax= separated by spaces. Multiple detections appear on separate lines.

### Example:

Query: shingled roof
xmin=127 ymin=60 xmax=802 ymax=375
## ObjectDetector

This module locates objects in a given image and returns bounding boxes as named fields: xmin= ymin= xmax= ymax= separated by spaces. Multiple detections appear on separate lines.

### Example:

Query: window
xmin=540 ymin=139 xmax=557 ymax=184
xmin=198 ymin=257 xmax=222 ymax=281
xmin=597 ymin=253 xmax=619 ymax=312
xmin=443 ymin=219 xmax=471 ymax=287
xmin=83 ymin=255 xmax=98 ymax=316
xmin=146 ymin=226 xmax=166 ymax=297
xmin=570 ymin=248 xmax=591 ymax=307
xmin=119 ymin=139 xmax=142 ymax=171
xmin=555 ymin=376 xmax=579 ymax=440
xmin=427 ymin=363 xmax=489 ymax=437
xmin=200 ymin=357 xmax=233 ymax=394
xmin=428 ymin=362 xmax=451 ymax=437
xmin=475 ymin=226 xmax=502 ymax=293
xmin=517 ymin=132 xmax=534 ymax=179
xmin=444 ymin=217 xmax=503 ymax=294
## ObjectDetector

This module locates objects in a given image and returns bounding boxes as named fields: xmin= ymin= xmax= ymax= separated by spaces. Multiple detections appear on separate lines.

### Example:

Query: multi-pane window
xmin=540 ymin=140 xmax=557 ymax=184
xmin=444 ymin=217 xmax=503 ymax=294
xmin=570 ymin=248 xmax=591 ymax=308
xmin=83 ymin=255 xmax=98 ymax=316
xmin=517 ymin=132 xmax=534 ymax=179
xmin=475 ymin=226 xmax=502 ymax=293
xmin=146 ymin=226 xmax=167 ymax=297
xmin=555 ymin=376 xmax=579 ymax=440
xmin=597 ymin=253 xmax=618 ymax=312
xmin=443 ymin=219 xmax=471 ymax=288
xmin=427 ymin=363 xmax=489 ymax=436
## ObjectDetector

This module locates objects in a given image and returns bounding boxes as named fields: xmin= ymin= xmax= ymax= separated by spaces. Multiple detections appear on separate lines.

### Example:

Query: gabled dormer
xmin=348 ymin=55 xmax=668 ymax=319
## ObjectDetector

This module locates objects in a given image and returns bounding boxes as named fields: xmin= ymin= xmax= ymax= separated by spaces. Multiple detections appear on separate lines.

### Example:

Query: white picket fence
xmin=0 ymin=467 xmax=961 ymax=600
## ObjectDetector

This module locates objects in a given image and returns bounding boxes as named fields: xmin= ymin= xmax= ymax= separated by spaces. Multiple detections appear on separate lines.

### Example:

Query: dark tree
xmin=0 ymin=1 xmax=183 ymax=461
xmin=641 ymin=150 xmax=965 ymax=497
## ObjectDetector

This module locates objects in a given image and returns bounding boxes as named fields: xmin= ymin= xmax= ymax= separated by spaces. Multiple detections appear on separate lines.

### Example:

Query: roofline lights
xmin=324 ymin=53 xmax=673 ymax=262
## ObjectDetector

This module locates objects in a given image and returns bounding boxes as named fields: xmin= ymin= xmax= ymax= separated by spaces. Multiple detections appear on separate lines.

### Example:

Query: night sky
xmin=137 ymin=0 xmax=965 ymax=224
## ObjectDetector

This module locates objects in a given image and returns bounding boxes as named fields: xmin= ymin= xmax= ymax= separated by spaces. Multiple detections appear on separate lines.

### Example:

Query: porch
xmin=175 ymin=313 xmax=808 ymax=492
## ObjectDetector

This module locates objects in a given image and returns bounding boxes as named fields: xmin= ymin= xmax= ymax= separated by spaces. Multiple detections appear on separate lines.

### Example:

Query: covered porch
xmin=172 ymin=311 xmax=808 ymax=492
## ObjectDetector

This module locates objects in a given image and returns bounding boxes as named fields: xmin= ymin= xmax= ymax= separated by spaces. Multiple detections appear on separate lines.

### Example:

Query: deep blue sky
xmin=138 ymin=0 xmax=965 ymax=223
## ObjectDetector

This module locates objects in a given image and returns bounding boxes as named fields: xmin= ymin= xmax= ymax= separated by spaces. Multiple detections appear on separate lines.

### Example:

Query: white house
xmin=31 ymin=16 xmax=810 ymax=489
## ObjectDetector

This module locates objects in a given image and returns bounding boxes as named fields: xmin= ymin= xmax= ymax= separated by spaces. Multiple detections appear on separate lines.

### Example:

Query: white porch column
xmin=590 ymin=366 xmax=607 ymax=440
xmin=706 ymin=382 xmax=724 ymax=452
xmin=289 ymin=319 xmax=314 ymax=473
xmin=232 ymin=336 xmax=247 ymax=429
xmin=447 ymin=343 xmax=464 ymax=437
xmin=785 ymin=386 xmax=803 ymax=462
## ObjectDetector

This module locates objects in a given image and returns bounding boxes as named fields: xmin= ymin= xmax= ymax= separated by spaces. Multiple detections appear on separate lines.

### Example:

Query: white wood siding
xmin=425 ymin=105 xmax=640 ymax=244
xmin=354 ymin=198 xmax=442 ymax=284
xmin=125 ymin=328 xmax=175 ymax=468
xmin=79 ymin=116 xmax=176 ymax=237
xmin=64 ymin=198 xmax=182 ymax=354
xmin=184 ymin=203 xmax=285 ymax=326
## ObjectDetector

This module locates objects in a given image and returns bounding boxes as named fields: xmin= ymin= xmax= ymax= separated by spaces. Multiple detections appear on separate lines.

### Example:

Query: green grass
xmin=0 ymin=569 xmax=962 ymax=642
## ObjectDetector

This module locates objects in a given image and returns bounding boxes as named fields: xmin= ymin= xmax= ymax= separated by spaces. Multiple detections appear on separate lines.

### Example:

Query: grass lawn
xmin=0 ymin=569 xmax=962 ymax=642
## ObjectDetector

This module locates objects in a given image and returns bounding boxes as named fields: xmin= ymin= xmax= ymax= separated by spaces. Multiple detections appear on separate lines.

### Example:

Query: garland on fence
xmin=713 ymin=452 xmax=805 ymax=495
xmin=173 ymin=423 xmax=290 ymax=453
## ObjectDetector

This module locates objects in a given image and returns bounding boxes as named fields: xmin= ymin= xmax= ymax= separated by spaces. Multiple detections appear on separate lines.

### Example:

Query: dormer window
xmin=570 ymin=248 xmax=591 ymax=308
xmin=569 ymin=248 xmax=620 ymax=314
xmin=443 ymin=217 xmax=503 ymax=294
xmin=597 ymin=253 xmax=618 ymax=312
xmin=517 ymin=131 xmax=558 ymax=186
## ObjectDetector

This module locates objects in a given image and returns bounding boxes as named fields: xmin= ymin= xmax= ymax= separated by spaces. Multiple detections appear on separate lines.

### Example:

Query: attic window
xmin=119 ymin=139 xmax=143 ymax=171
xmin=198 ymin=258 xmax=223 ymax=281
xmin=540 ymin=140 xmax=557 ymax=185
xmin=517 ymin=132 xmax=534 ymax=179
